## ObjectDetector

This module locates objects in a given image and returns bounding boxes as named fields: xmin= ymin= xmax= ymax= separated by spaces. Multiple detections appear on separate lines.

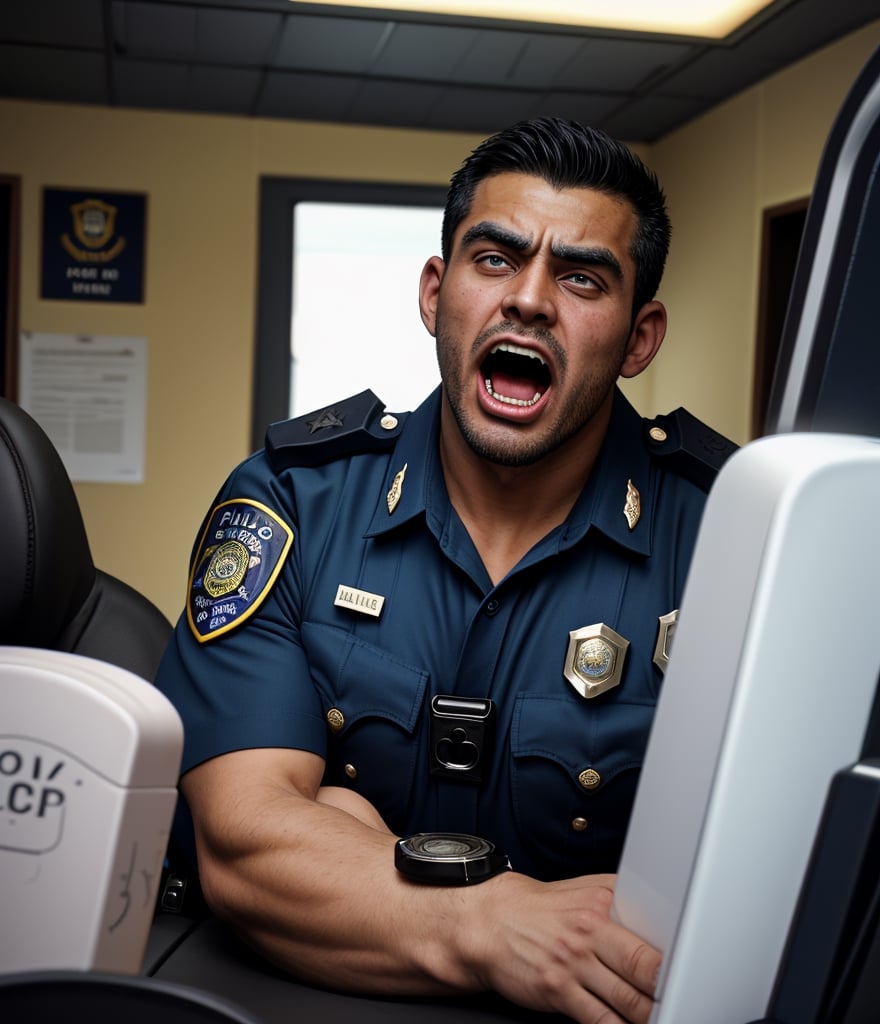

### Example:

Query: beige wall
xmin=3 ymin=108 xmax=484 ymax=621
xmin=3 ymin=16 xmax=880 ymax=621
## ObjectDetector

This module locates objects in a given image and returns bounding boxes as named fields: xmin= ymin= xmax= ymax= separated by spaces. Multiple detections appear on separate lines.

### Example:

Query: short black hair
xmin=442 ymin=117 xmax=671 ymax=315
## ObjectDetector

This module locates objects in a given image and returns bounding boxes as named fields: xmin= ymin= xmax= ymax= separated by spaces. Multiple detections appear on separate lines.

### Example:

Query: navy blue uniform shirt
xmin=156 ymin=386 xmax=724 ymax=881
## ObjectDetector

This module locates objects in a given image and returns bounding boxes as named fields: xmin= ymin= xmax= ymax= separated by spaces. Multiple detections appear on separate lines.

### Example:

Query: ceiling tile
xmin=369 ymin=22 xmax=479 ymax=80
xmin=448 ymin=28 xmax=533 ymax=84
xmin=601 ymin=94 xmax=713 ymax=142
xmin=657 ymin=48 xmax=758 ymax=101
xmin=532 ymin=90 xmax=626 ymax=126
xmin=0 ymin=0 xmax=104 ymax=48
xmin=348 ymin=77 xmax=448 ymax=126
xmin=193 ymin=8 xmax=283 ymax=65
xmin=503 ymin=33 xmax=588 ymax=90
xmin=423 ymin=83 xmax=543 ymax=133
xmin=0 ymin=0 xmax=877 ymax=143
xmin=189 ymin=66 xmax=263 ymax=115
xmin=273 ymin=14 xmax=391 ymax=73
xmin=0 ymin=45 xmax=106 ymax=104
xmin=114 ymin=57 xmax=191 ymax=108
xmin=113 ymin=1 xmax=198 ymax=60
xmin=257 ymin=68 xmax=362 ymax=121
xmin=554 ymin=37 xmax=696 ymax=92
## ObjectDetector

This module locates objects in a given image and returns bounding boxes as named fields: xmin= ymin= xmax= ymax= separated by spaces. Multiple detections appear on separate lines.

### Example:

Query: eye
xmin=563 ymin=270 xmax=603 ymax=292
xmin=476 ymin=252 xmax=512 ymax=271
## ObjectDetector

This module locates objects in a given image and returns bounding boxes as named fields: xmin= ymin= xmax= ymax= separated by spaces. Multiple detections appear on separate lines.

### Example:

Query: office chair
xmin=0 ymin=971 xmax=266 ymax=1024
xmin=0 ymin=400 xmax=190 ymax=979
xmin=0 ymin=396 xmax=171 ymax=680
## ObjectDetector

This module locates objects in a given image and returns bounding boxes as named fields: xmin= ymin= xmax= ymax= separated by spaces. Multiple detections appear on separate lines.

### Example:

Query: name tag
xmin=334 ymin=584 xmax=385 ymax=618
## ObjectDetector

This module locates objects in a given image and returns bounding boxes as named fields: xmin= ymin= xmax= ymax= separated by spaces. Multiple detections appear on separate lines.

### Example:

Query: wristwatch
xmin=394 ymin=832 xmax=512 ymax=886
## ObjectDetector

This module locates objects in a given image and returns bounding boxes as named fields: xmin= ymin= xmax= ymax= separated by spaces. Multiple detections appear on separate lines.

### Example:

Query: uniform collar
xmin=366 ymin=386 xmax=655 ymax=557
xmin=559 ymin=387 xmax=655 ymax=558
xmin=365 ymin=387 xmax=444 ymax=538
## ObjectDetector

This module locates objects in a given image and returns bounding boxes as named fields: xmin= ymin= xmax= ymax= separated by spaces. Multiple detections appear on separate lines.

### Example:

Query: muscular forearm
xmin=183 ymin=757 xmax=484 ymax=995
xmin=182 ymin=749 xmax=659 ymax=1024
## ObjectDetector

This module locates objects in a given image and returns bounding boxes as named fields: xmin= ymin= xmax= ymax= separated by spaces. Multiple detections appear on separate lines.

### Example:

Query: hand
xmin=461 ymin=872 xmax=659 ymax=1024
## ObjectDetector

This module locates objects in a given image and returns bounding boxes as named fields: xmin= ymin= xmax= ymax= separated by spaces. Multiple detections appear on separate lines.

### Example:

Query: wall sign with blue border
xmin=41 ymin=187 xmax=147 ymax=303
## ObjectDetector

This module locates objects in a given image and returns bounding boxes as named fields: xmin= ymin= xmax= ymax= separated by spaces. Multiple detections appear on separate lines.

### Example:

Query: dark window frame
xmin=253 ymin=177 xmax=447 ymax=451
xmin=1 ymin=174 xmax=21 ymax=400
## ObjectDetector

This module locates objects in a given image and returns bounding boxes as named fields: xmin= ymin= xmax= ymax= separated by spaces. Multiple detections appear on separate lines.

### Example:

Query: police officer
xmin=155 ymin=118 xmax=734 ymax=1024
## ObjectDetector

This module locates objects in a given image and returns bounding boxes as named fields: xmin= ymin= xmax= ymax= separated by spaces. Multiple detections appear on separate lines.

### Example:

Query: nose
xmin=501 ymin=263 xmax=557 ymax=326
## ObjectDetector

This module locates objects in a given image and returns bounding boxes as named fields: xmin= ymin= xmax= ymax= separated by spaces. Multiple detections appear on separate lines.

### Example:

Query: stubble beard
xmin=435 ymin=313 xmax=628 ymax=468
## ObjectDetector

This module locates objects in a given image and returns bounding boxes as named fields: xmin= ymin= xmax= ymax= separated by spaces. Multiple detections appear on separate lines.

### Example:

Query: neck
xmin=439 ymin=397 xmax=612 ymax=584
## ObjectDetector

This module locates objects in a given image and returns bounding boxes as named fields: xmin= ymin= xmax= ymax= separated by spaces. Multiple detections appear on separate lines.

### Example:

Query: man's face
xmin=420 ymin=171 xmax=649 ymax=467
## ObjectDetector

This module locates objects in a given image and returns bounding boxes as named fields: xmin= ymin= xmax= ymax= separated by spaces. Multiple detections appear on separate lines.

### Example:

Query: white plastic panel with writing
xmin=0 ymin=647 xmax=183 ymax=974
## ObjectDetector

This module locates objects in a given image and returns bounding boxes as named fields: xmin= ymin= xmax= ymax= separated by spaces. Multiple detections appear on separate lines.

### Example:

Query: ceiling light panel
xmin=285 ymin=0 xmax=776 ymax=40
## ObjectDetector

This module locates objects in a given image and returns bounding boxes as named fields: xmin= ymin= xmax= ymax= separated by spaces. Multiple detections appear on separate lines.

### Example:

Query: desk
xmin=149 ymin=915 xmax=570 ymax=1024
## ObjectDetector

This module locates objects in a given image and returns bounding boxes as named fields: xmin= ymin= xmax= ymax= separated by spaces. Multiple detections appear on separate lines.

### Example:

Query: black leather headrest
xmin=0 ymin=398 xmax=171 ymax=680
xmin=0 ymin=397 xmax=96 ymax=647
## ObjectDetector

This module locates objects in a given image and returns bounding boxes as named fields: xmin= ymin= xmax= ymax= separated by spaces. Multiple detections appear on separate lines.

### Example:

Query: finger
xmin=596 ymin=925 xmax=661 ymax=998
xmin=558 ymin=971 xmax=653 ymax=1024
xmin=600 ymin=969 xmax=656 ymax=1024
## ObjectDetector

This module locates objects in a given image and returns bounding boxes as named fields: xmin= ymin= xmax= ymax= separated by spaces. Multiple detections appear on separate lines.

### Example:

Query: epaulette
xmin=265 ymin=389 xmax=407 ymax=473
xmin=645 ymin=407 xmax=738 ymax=492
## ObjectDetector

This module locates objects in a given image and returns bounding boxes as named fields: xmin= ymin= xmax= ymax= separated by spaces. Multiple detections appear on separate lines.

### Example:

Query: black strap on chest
xmin=645 ymin=407 xmax=738 ymax=493
xmin=265 ymin=389 xmax=406 ymax=472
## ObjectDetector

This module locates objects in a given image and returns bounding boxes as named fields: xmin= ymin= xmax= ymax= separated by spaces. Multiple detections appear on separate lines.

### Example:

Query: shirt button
xmin=578 ymin=768 xmax=601 ymax=790
xmin=485 ymin=598 xmax=500 ymax=616
xmin=344 ymin=763 xmax=358 ymax=779
xmin=572 ymin=817 xmax=589 ymax=832
xmin=327 ymin=707 xmax=345 ymax=732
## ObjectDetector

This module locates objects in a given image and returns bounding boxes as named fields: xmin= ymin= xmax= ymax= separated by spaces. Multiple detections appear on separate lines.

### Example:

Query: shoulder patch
xmin=265 ymin=389 xmax=407 ymax=473
xmin=645 ymin=407 xmax=738 ymax=492
xmin=186 ymin=499 xmax=294 ymax=643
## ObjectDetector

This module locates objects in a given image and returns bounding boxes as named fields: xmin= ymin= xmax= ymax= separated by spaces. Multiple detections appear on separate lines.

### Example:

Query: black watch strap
xmin=395 ymin=833 xmax=512 ymax=886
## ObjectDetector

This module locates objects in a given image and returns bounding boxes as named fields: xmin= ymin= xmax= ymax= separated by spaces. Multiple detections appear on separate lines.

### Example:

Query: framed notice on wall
xmin=41 ymin=187 xmax=147 ymax=303
xmin=19 ymin=331 xmax=147 ymax=483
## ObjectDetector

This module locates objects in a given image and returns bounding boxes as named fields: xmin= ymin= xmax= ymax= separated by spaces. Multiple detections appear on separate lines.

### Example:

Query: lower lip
xmin=475 ymin=375 xmax=552 ymax=423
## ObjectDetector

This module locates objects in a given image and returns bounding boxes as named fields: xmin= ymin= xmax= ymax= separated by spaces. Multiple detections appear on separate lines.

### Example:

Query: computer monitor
xmin=612 ymin=42 xmax=880 ymax=1023
xmin=611 ymin=432 xmax=880 ymax=1024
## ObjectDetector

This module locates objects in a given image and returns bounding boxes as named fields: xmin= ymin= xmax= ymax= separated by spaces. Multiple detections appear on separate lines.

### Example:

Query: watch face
xmin=403 ymin=833 xmax=494 ymax=861
xmin=395 ymin=833 xmax=511 ymax=885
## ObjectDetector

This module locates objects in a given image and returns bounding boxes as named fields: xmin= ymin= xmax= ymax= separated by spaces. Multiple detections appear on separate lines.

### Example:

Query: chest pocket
xmin=301 ymin=621 xmax=429 ymax=831
xmin=510 ymin=693 xmax=656 ymax=876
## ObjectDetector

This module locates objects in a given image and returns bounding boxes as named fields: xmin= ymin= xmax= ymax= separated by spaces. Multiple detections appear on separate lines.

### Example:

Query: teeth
xmin=484 ymin=379 xmax=543 ymax=407
xmin=492 ymin=342 xmax=547 ymax=365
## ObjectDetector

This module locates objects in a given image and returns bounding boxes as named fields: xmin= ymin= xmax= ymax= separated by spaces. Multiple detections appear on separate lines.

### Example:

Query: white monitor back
xmin=612 ymin=432 xmax=880 ymax=1024
xmin=0 ymin=647 xmax=183 ymax=975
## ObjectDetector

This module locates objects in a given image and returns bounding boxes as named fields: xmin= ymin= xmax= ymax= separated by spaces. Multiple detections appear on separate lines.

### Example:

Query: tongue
xmin=489 ymin=370 xmax=540 ymax=401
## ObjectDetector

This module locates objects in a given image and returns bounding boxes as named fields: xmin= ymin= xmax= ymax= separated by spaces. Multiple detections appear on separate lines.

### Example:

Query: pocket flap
xmin=511 ymin=692 xmax=655 ymax=788
xmin=302 ymin=621 xmax=428 ymax=734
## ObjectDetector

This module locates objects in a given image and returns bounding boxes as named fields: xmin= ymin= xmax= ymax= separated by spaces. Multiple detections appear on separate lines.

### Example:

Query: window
xmin=254 ymin=178 xmax=447 ymax=449
xmin=291 ymin=201 xmax=442 ymax=415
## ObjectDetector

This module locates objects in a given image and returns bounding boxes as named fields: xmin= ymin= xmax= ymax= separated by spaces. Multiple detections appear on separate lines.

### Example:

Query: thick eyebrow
xmin=460 ymin=220 xmax=623 ymax=281
xmin=460 ymin=221 xmax=530 ymax=252
xmin=553 ymin=241 xmax=623 ymax=281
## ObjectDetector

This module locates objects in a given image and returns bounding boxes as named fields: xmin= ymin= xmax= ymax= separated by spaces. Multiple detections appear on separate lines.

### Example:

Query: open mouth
xmin=481 ymin=342 xmax=552 ymax=408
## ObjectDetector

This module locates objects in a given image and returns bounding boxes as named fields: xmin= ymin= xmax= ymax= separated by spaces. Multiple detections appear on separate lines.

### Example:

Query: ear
xmin=418 ymin=256 xmax=445 ymax=337
xmin=620 ymin=300 xmax=667 ymax=379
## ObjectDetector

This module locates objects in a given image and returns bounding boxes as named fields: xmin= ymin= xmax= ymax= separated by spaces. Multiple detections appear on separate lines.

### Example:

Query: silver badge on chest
xmin=564 ymin=623 xmax=629 ymax=699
